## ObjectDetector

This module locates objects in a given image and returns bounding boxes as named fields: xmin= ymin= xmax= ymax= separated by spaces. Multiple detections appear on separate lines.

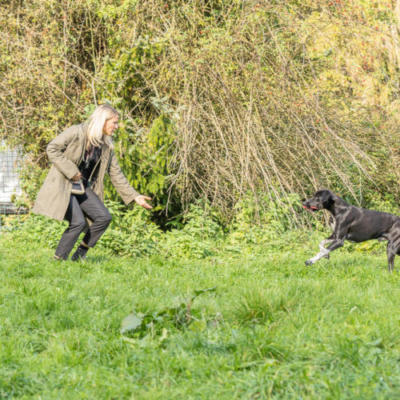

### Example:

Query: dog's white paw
xmin=305 ymin=259 xmax=313 ymax=266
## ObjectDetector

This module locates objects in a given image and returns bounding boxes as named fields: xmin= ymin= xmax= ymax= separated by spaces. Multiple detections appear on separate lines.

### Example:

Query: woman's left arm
xmin=108 ymin=152 xmax=152 ymax=209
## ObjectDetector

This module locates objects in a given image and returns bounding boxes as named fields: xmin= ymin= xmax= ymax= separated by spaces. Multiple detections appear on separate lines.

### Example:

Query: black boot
xmin=71 ymin=245 xmax=89 ymax=261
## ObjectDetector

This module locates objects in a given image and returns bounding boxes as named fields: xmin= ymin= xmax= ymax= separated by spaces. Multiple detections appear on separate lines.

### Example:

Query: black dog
xmin=302 ymin=189 xmax=400 ymax=272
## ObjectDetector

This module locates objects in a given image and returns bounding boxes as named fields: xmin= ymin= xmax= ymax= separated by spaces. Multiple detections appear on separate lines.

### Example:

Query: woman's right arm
xmin=46 ymin=126 xmax=81 ymax=180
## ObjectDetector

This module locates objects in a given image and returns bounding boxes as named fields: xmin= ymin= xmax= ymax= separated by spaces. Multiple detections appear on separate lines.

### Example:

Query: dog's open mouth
xmin=302 ymin=205 xmax=319 ymax=212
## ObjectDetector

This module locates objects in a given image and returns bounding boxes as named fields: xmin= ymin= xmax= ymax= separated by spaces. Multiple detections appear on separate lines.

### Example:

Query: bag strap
xmin=106 ymin=151 xmax=113 ymax=174
xmin=87 ymin=155 xmax=101 ymax=184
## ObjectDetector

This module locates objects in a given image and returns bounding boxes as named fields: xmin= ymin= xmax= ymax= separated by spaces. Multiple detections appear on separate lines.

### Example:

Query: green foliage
xmin=3 ymin=214 xmax=67 ymax=249
xmin=100 ymin=39 xmax=179 ymax=221
xmin=10 ymin=184 xmax=400 ymax=263
xmin=16 ymin=160 xmax=49 ymax=208
xmin=6 ymin=193 xmax=321 ymax=259
xmin=99 ymin=200 xmax=224 ymax=259
xmin=100 ymin=200 xmax=225 ymax=259
xmin=107 ymin=114 xmax=176 ymax=213
xmin=226 ymin=191 xmax=326 ymax=247
xmin=98 ymin=200 xmax=162 ymax=257
xmin=159 ymin=202 xmax=225 ymax=259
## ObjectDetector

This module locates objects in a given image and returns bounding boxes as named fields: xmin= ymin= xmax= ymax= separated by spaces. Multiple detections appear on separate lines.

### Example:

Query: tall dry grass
xmin=2 ymin=0 xmax=400 ymax=220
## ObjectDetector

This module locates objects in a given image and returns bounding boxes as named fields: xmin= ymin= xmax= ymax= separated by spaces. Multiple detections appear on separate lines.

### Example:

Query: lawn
xmin=1 ymin=233 xmax=400 ymax=399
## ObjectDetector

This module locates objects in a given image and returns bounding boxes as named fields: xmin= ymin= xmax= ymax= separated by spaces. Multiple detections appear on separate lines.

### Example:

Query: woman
xmin=33 ymin=104 xmax=152 ymax=261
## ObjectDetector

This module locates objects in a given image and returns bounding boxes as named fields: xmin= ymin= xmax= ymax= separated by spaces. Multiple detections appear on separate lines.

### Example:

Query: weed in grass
xmin=121 ymin=287 xmax=217 ymax=338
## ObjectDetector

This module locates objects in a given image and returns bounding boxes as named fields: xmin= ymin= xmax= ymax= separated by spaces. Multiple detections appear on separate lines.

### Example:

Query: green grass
xmin=1 ymin=233 xmax=400 ymax=399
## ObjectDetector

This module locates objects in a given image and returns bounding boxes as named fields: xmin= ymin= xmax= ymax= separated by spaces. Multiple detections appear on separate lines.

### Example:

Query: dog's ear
xmin=322 ymin=191 xmax=335 ymax=208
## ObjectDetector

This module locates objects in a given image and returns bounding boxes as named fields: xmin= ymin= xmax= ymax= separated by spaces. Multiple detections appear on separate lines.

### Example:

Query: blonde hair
xmin=86 ymin=104 xmax=119 ymax=149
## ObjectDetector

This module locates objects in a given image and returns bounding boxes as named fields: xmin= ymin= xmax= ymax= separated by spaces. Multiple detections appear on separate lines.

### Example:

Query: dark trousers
xmin=55 ymin=188 xmax=112 ymax=259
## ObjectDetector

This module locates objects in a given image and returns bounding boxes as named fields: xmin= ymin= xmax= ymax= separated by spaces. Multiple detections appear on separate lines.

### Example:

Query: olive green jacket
xmin=32 ymin=122 xmax=140 ymax=221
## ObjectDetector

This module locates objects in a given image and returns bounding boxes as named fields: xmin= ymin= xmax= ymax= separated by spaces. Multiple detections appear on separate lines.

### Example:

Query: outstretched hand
xmin=72 ymin=172 xmax=82 ymax=182
xmin=135 ymin=195 xmax=152 ymax=210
